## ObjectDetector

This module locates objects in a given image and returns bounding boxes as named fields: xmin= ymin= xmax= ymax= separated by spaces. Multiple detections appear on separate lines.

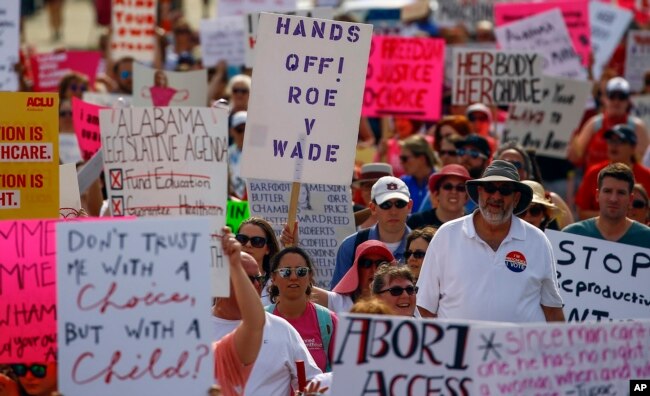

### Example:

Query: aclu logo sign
xmin=26 ymin=97 xmax=55 ymax=110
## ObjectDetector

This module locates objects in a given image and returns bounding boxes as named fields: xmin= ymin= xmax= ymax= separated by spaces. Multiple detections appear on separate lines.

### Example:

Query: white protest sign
xmin=200 ymin=16 xmax=246 ymax=68
xmin=451 ymin=48 xmax=543 ymax=105
xmin=590 ymin=2 xmax=633 ymax=80
xmin=444 ymin=43 xmax=496 ymax=88
xmin=244 ymin=8 xmax=336 ymax=68
xmin=59 ymin=133 xmax=83 ymax=164
xmin=217 ymin=0 xmax=297 ymax=17
xmin=100 ymin=106 xmax=229 ymax=296
xmin=133 ymin=63 xmax=208 ymax=107
xmin=246 ymin=179 xmax=355 ymax=288
xmin=625 ymin=31 xmax=650 ymax=92
xmin=495 ymin=9 xmax=586 ymax=80
xmin=56 ymin=217 xmax=214 ymax=395
xmin=546 ymin=229 xmax=650 ymax=322
xmin=632 ymin=95 xmax=650 ymax=130
xmin=0 ymin=1 xmax=19 ymax=91
xmin=433 ymin=0 xmax=496 ymax=30
xmin=501 ymin=76 xmax=591 ymax=158
xmin=83 ymin=92 xmax=133 ymax=107
xmin=59 ymin=163 xmax=82 ymax=219
xmin=110 ymin=0 xmax=157 ymax=62
xmin=241 ymin=13 xmax=372 ymax=185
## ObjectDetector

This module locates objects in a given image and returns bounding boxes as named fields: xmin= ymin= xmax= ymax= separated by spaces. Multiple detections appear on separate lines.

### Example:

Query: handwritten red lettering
xmin=77 ymin=282 xmax=195 ymax=313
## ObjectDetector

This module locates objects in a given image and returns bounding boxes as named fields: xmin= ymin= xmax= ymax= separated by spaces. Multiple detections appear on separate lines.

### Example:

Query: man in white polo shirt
xmin=416 ymin=160 xmax=565 ymax=323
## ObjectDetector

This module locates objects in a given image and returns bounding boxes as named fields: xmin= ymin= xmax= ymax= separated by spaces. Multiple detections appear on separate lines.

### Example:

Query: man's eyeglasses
xmin=404 ymin=249 xmax=426 ymax=259
xmin=275 ymin=267 xmax=310 ymax=278
xmin=440 ymin=183 xmax=466 ymax=193
xmin=235 ymin=234 xmax=267 ymax=248
xmin=457 ymin=148 xmax=486 ymax=159
xmin=480 ymin=183 xmax=515 ymax=196
xmin=248 ymin=274 xmax=265 ymax=284
xmin=438 ymin=150 xmax=458 ymax=157
xmin=11 ymin=364 xmax=47 ymax=378
xmin=358 ymin=258 xmax=387 ymax=268
xmin=377 ymin=285 xmax=418 ymax=296
xmin=377 ymin=200 xmax=408 ymax=210
xmin=607 ymin=92 xmax=629 ymax=101
xmin=232 ymin=88 xmax=250 ymax=95
xmin=520 ymin=205 xmax=544 ymax=217
xmin=632 ymin=200 xmax=648 ymax=209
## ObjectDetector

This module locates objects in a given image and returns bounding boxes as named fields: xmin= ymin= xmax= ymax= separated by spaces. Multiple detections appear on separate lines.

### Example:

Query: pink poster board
xmin=72 ymin=97 xmax=106 ymax=161
xmin=30 ymin=51 xmax=102 ymax=92
xmin=494 ymin=0 xmax=590 ymax=67
xmin=0 ymin=219 xmax=57 ymax=363
xmin=363 ymin=36 xmax=445 ymax=121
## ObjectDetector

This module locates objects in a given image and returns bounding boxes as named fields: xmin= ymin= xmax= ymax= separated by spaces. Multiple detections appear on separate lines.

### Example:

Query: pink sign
xmin=363 ymin=36 xmax=445 ymax=121
xmin=0 ymin=219 xmax=57 ymax=363
xmin=30 ymin=51 xmax=102 ymax=92
xmin=494 ymin=0 xmax=590 ymax=67
xmin=72 ymin=97 xmax=106 ymax=161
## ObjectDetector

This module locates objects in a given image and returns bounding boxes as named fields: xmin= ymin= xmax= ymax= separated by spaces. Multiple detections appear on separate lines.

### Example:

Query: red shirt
xmin=575 ymin=161 xmax=650 ymax=212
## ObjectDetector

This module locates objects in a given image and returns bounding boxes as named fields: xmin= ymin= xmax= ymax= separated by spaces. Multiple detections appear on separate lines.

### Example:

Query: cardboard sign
xmin=502 ymin=76 xmax=591 ymax=158
xmin=241 ymin=13 xmax=372 ymax=185
xmin=0 ymin=92 xmax=59 ymax=220
xmin=56 ymin=217 xmax=214 ymax=395
xmin=433 ymin=0 xmax=495 ymax=30
xmin=225 ymin=200 xmax=250 ymax=234
xmin=110 ymin=0 xmax=157 ymax=62
xmin=133 ymin=63 xmax=208 ymax=107
xmin=624 ymin=31 xmax=650 ymax=93
xmin=589 ymin=2 xmax=633 ymax=80
xmin=217 ymin=0 xmax=297 ymax=17
xmin=362 ymin=36 xmax=445 ymax=120
xmin=631 ymin=95 xmax=650 ymax=131
xmin=495 ymin=9 xmax=586 ymax=80
xmin=100 ymin=106 xmax=229 ymax=296
xmin=0 ymin=1 xmax=20 ymax=91
xmin=244 ymin=8 xmax=336 ymax=68
xmin=59 ymin=163 xmax=82 ymax=219
xmin=0 ymin=219 xmax=57 ymax=363
xmin=31 ymin=51 xmax=102 ymax=92
xmin=546 ymin=229 xmax=650 ymax=322
xmin=494 ymin=0 xmax=591 ymax=67
xmin=246 ymin=179 xmax=355 ymax=288
xmin=451 ymin=48 xmax=543 ymax=106
xmin=83 ymin=92 xmax=133 ymax=107
xmin=73 ymin=97 xmax=106 ymax=161
xmin=200 ymin=16 xmax=246 ymax=68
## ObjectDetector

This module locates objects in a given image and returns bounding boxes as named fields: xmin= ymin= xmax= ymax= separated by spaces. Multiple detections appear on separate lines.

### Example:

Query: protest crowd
xmin=3 ymin=0 xmax=650 ymax=395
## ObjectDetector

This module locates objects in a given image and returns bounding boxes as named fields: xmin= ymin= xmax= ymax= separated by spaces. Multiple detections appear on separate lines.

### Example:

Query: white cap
xmin=606 ymin=77 xmax=630 ymax=95
xmin=466 ymin=103 xmax=492 ymax=121
xmin=371 ymin=176 xmax=410 ymax=205
xmin=231 ymin=111 xmax=247 ymax=128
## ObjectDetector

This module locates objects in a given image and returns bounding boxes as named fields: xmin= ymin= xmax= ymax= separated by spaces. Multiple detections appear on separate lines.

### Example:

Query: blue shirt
xmin=329 ymin=224 xmax=411 ymax=289
xmin=401 ymin=174 xmax=432 ymax=214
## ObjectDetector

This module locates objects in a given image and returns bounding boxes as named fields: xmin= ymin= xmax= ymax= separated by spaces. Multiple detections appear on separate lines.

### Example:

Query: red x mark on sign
xmin=109 ymin=169 xmax=123 ymax=190
xmin=111 ymin=196 xmax=124 ymax=216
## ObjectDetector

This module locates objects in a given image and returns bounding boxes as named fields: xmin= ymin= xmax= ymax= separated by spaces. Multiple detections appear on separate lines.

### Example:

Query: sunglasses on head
xmin=440 ymin=183 xmax=466 ymax=193
xmin=607 ymin=92 xmax=629 ymax=101
xmin=120 ymin=70 xmax=132 ymax=79
xmin=632 ymin=200 xmax=648 ymax=209
xmin=11 ymin=364 xmax=47 ymax=378
xmin=480 ymin=183 xmax=515 ymax=196
xmin=404 ymin=249 xmax=426 ymax=259
xmin=235 ymin=234 xmax=267 ymax=248
xmin=232 ymin=88 xmax=249 ymax=95
xmin=248 ymin=274 xmax=265 ymax=284
xmin=275 ymin=267 xmax=310 ymax=278
xmin=457 ymin=148 xmax=486 ymax=159
xmin=438 ymin=149 xmax=458 ymax=157
xmin=521 ymin=205 xmax=544 ymax=217
xmin=377 ymin=200 xmax=408 ymax=210
xmin=378 ymin=285 xmax=418 ymax=296
xmin=358 ymin=258 xmax=387 ymax=268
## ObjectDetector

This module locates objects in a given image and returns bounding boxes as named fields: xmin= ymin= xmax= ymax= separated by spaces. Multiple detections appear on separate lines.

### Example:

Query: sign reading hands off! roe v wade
xmin=241 ymin=14 xmax=372 ymax=185
xmin=0 ymin=219 xmax=57 ymax=364
xmin=0 ymin=92 xmax=59 ymax=220
xmin=546 ymin=230 xmax=650 ymax=322
xmin=451 ymin=49 xmax=543 ymax=106
xmin=56 ymin=217 xmax=214 ymax=395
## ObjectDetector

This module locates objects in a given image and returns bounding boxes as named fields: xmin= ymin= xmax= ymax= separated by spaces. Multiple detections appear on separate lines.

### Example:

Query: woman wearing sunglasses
xmin=266 ymin=247 xmax=337 ymax=373
xmin=236 ymin=217 xmax=281 ymax=306
xmin=517 ymin=181 xmax=564 ymax=231
xmin=629 ymin=184 xmax=650 ymax=226
xmin=10 ymin=362 xmax=57 ymax=396
xmin=404 ymin=227 xmax=436 ymax=281
xmin=371 ymin=264 xmax=419 ymax=317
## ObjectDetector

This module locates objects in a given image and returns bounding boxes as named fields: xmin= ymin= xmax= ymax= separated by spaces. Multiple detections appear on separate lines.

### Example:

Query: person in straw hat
xmin=518 ymin=181 xmax=564 ymax=231
xmin=416 ymin=160 xmax=565 ymax=323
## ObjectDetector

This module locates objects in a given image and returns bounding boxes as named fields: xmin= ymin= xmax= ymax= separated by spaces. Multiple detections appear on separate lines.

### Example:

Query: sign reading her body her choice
xmin=56 ymin=217 xmax=214 ymax=395
xmin=332 ymin=314 xmax=650 ymax=396
xmin=362 ymin=36 xmax=445 ymax=120
xmin=200 ymin=16 xmax=246 ymax=68
xmin=99 ymin=106 xmax=229 ymax=296
xmin=0 ymin=92 xmax=59 ymax=220
xmin=589 ymin=2 xmax=633 ymax=80
xmin=451 ymin=48 xmax=543 ymax=106
xmin=494 ymin=9 xmax=587 ymax=80
xmin=502 ymin=75 xmax=591 ymax=158
xmin=246 ymin=179 xmax=355 ymax=288
xmin=493 ymin=0 xmax=591 ymax=68
xmin=133 ymin=63 xmax=208 ymax=107
xmin=546 ymin=229 xmax=650 ymax=322
xmin=624 ymin=31 xmax=650 ymax=92
xmin=0 ymin=219 xmax=57 ymax=363
xmin=111 ymin=0 xmax=157 ymax=62
xmin=0 ymin=0 xmax=20 ymax=91
xmin=241 ymin=13 xmax=372 ymax=185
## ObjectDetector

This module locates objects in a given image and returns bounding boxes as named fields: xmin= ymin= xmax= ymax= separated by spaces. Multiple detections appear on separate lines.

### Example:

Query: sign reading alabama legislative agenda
xmin=99 ymin=106 xmax=229 ymax=296
xmin=546 ymin=229 xmax=650 ymax=322
xmin=247 ymin=179 xmax=355 ymax=288
xmin=57 ymin=217 xmax=214 ymax=395
xmin=332 ymin=314 xmax=650 ymax=396
xmin=494 ymin=9 xmax=586 ymax=80
xmin=0 ymin=220 xmax=57 ymax=363
xmin=0 ymin=92 xmax=59 ymax=220
xmin=241 ymin=13 xmax=372 ymax=185
xmin=502 ymin=76 xmax=591 ymax=158
xmin=0 ymin=1 xmax=20 ymax=91
xmin=625 ymin=31 xmax=650 ymax=92
xmin=451 ymin=48 xmax=543 ymax=106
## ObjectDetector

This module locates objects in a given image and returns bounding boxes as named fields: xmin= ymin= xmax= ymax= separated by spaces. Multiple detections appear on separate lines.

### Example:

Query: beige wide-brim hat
xmin=466 ymin=160 xmax=533 ymax=215
xmin=522 ymin=180 xmax=563 ymax=220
